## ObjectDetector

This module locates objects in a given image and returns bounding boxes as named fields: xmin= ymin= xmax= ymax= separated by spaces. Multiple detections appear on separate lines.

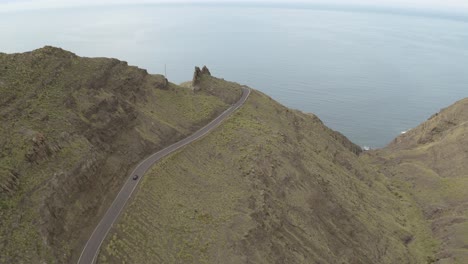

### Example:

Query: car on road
xmin=132 ymin=175 xmax=139 ymax=180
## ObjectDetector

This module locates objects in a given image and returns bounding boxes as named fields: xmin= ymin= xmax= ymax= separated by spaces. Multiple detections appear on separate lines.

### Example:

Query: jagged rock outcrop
xmin=192 ymin=65 xmax=211 ymax=86
xmin=192 ymin=66 xmax=202 ymax=86
xmin=201 ymin=65 xmax=211 ymax=75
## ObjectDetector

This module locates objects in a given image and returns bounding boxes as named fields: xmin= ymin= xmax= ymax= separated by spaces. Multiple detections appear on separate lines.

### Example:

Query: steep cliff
xmin=366 ymin=98 xmax=468 ymax=263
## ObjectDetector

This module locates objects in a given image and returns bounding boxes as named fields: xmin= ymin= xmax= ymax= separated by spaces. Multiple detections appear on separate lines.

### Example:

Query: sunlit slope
xmin=100 ymin=89 xmax=436 ymax=264
xmin=0 ymin=47 xmax=237 ymax=263
xmin=367 ymin=98 xmax=468 ymax=264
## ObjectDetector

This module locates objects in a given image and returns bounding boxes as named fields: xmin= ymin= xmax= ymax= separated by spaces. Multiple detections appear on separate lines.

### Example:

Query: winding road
xmin=77 ymin=86 xmax=250 ymax=264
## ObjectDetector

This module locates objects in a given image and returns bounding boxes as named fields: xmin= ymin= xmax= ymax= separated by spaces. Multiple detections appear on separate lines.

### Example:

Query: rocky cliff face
xmin=0 ymin=47 xmax=237 ymax=264
xmin=367 ymin=98 xmax=468 ymax=263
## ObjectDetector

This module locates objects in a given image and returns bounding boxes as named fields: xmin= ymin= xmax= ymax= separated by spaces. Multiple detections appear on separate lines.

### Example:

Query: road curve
xmin=77 ymin=86 xmax=250 ymax=264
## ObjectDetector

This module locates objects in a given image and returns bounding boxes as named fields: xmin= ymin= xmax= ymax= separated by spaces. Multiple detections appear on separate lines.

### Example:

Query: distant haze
xmin=1 ymin=0 xmax=468 ymax=13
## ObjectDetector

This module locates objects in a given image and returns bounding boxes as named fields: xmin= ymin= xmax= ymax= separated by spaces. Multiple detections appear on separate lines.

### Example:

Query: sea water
xmin=1 ymin=4 xmax=467 ymax=148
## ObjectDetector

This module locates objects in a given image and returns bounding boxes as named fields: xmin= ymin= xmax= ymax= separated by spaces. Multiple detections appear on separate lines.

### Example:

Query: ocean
xmin=1 ymin=4 xmax=467 ymax=148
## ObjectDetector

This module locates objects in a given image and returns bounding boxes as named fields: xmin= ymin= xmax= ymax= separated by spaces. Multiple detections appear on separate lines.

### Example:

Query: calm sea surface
xmin=1 ymin=5 xmax=467 ymax=148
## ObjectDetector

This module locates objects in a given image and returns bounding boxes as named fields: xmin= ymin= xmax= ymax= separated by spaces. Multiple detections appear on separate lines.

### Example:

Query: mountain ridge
xmin=1 ymin=47 xmax=466 ymax=263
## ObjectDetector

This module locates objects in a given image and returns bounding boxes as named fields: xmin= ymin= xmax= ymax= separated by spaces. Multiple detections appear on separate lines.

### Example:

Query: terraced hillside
xmin=0 ymin=47 xmax=241 ymax=263
xmin=98 ymin=89 xmax=437 ymax=263
xmin=366 ymin=98 xmax=468 ymax=263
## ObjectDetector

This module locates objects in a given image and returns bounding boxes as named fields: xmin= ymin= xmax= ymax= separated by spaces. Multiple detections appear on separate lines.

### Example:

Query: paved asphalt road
xmin=77 ymin=86 xmax=250 ymax=264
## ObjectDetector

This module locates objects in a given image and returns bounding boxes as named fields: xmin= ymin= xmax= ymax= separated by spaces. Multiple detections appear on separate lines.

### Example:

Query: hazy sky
xmin=1 ymin=0 xmax=468 ymax=13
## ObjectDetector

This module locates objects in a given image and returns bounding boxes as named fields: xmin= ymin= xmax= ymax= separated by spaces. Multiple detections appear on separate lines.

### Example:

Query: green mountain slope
xmin=5 ymin=47 xmax=461 ymax=264
xmin=98 ymin=87 xmax=436 ymax=263
xmin=0 ymin=47 xmax=240 ymax=263
xmin=366 ymin=98 xmax=468 ymax=263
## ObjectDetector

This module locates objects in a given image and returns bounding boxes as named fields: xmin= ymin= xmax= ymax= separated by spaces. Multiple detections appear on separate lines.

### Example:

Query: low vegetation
xmin=98 ymin=87 xmax=437 ymax=263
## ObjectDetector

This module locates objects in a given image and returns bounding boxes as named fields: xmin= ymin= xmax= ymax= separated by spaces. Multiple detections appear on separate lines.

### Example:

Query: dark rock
xmin=192 ymin=65 xmax=211 ymax=86
xmin=201 ymin=65 xmax=211 ymax=76
xmin=192 ymin=66 xmax=202 ymax=85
